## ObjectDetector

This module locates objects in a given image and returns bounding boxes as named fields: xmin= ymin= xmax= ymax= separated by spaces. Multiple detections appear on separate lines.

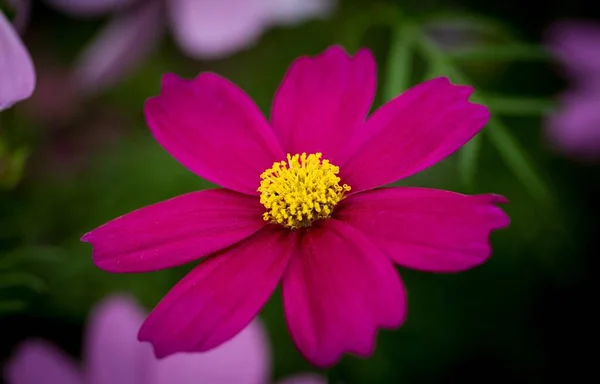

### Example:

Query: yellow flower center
xmin=258 ymin=153 xmax=351 ymax=229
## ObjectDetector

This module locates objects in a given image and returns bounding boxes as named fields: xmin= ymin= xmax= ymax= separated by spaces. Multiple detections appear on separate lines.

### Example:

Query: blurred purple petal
xmin=266 ymin=0 xmax=335 ymax=25
xmin=547 ymin=21 xmax=600 ymax=87
xmin=71 ymin=0 xmax=164 ymax=95
xmin=546 ymin=91 xmax=600 ymax=159
xmin=153 ymin=318 xmax=271 ymax=384
xmin=4 ymin=340 xmax=83 ymax=384
xmin=85 ymin=295 xmax=155 ymax=384
xmin=276 ymin=373 xmax=328 ymax=384
xmin=43 ymin=0 xmax=136 ymax=16
xmin=168 ymin=0 xmax=271 ymax=59
xmin=0 ymin=11 xmax=35 ymax=110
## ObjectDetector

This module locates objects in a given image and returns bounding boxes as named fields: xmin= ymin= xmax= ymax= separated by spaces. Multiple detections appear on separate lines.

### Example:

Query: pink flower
xmin=81 ymin=46 xmax=510 ymax=367
xmin=4 ymin=295 xmax=325 ymax=384
xmin=45 ymin=0 xmax=334 ymax=94
xmin=0 ymin=6 xmax=35 ymax=110
xmin=546 ymin=21 xmax=600 ymax=159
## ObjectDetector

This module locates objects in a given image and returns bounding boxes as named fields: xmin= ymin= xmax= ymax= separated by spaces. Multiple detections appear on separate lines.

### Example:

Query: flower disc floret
xmin=258 ymin=152 xmax=351 ymax=229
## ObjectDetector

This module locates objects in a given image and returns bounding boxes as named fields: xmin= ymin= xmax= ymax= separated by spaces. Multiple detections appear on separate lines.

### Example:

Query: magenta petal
xmin=138 ymin=226 xmax=293 ymax=358
xmin=271 ymin=46 xmax=375 ymax=162
xmin=82 ymin=189 xmax=265 ymax=273
xmin=85 ymin=295 xmax=154 ymax=384
xmin=154 ymin=319 xmax=271 ymax=384
xmin=282 ymin=219 xmax=406 ymax=367
xmin=72 ymin=0 xmax=164 ymax=95
xmin=340 ymin=77 xmax=489 ymax=193
xmin=4 ymin=340 xmax=83 ymax=384
xmin=145 ymin=73 xmax=285 ymax=194
xmin=0 ymin=11 xmax=35 ymax=110
xmin=336 ymin=187 xmax=509 ymax=272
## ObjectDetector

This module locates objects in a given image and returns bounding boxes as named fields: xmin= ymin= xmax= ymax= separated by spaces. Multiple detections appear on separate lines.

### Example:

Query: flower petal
xmin=0 ymin=11 xmax=35 ymax=111
xmin=138 ymin=225 xmax=293 ymax=358
xmin=145 ymin=72 xmax=285 ymax=194
xmin=271 ymin=46 xmax=376 ymax=162
xmin=72 ymin=0 xmax=164 ymax=95
xmin=81 ymin=189 xmax=265 ymax=273
xmin=282 ymin=219 xmax=406 ymax=367
xmin=4 ymin=340 xmax=83 ymax=384
xmin=168 ymin=0 xmax=270 ymax=59
xmin=546 ymin=91 xmax=600 ymax=159
xmin=153 ymin=318 xmax=271 ymax=384
xmin=340 ymin=77 xmax=489 ymax=193
xmin=276 ymin=373 xmax=328 ymax=384
xmin=336 ymin=187 xmax=509 ymax=272
xmin=547 ymin=21 xmax=600 ymax=87
xmin=43 ymin=0 xmax=136 ymax=16
xmin=85 ymin=295 xmax=155 ymax=384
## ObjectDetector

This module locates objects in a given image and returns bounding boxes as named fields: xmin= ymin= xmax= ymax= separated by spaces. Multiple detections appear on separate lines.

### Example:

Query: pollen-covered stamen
xmin=258 ymin=152 xmax=351 ymax=229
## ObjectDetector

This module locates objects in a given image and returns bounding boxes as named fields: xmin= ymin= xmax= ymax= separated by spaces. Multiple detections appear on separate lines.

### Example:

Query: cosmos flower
xmin=0 ymin=6 xmax=35 ymax=110
xmin=43 ymin=0 xmax=335 ymax=94
xmin=546 ymin=21 xmax=600 ymax=159
xmin=82 ymin=46 xmax=510 ymax=367
xmin=4 ymin=295 xmax=325 ymax=384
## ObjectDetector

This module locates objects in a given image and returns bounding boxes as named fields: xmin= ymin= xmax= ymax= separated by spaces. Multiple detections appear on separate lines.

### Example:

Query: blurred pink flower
xmin=546 ymin=21 xmax=600 ymax=159
xmin=81 ymin=46 xmax=509 ymax=367
xmin=0 ymin=7 xmax=35 ymax=110
xmin=47 ymin=0 xmax=335 ymax=94
xmin=4 ymin=295 xmax=325 ymax=384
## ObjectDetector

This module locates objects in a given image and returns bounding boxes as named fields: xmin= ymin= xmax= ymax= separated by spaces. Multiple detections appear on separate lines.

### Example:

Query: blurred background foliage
xmin=1 ymin=0 xmax=598 ymax=382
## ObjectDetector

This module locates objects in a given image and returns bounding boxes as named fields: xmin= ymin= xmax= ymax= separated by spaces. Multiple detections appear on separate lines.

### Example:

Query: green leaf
xmin=0 ymin=145 xmax=30 ymax=189
xmin=458 ymin=134 xmax=483 ymax=191
xmin=0 ymin=272 xmax=47 ymax=292
xmin=0 ymin=246 xmax=66 ymax=270
xmin=414 ymin=29 xmax=554 ymax=204
xmin=383 ymin=23 xmax=416 ymax=102
xmin=420 ymin=11 xmax=517 ymax=41
xmin=482 ymin=93 xmax=556 ymax=116
xmin=486 ymin=116 xmax=553 ymax=205
xmin=447 ymin=43 xmax=551 ymax=62
xmin=0 ymin=299 xmax=27 ymax=313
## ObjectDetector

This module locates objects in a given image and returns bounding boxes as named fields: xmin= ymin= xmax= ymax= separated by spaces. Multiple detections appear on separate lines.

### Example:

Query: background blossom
xmin=0 ymin=6 xmax=35 ymax=110
xmin=546 ymin=21 xmax=600 ymax=159
xmin=4 ymin=295 xmax=325 ymax=384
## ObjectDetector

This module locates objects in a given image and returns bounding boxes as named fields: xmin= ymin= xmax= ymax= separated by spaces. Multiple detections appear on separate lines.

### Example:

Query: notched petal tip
xmin=160 ymin=72 xmax=187 ymax=89
xmin=488 ymin=194 xmax=510 ymax=204
xmin=342 ymin=76 xmax=491 ymax=192
xmin=137 ymin=335 xmax=169 ymax=359
xmin=80 ymin=231 xmax=92 ymax=242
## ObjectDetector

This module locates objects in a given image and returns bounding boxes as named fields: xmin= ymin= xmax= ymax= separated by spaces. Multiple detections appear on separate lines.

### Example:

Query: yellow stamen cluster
xmin=258 ymin=153 xmax=351 ymax=229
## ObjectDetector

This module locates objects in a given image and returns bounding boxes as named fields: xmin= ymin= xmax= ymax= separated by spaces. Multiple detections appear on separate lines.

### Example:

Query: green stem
xmin=482 ymin=93 xmax=556 ymax=116
xmin=414 ymin=30 xmax=554 ymax=205
xmin=383 ymin=23 xmax=417 ymax=102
